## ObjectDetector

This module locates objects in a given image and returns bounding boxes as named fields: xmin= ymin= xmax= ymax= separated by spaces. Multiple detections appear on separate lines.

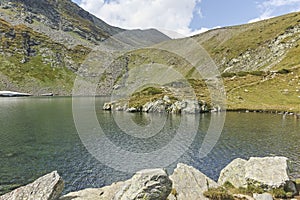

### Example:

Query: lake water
xmin=0 ymin=97 xmax=299 ymax=195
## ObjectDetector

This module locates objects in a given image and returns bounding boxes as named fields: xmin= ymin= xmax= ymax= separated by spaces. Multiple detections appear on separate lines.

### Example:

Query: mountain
xmin=107 ymin=12 xmax=300 ymax=112
xmin=0 ymin=1 xmax=299 ymax=112
xmin=0 ymin=0 xmax=170 ymax=95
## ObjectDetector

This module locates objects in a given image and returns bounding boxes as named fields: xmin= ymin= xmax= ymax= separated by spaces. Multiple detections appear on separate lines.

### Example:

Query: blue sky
xmin=72 ymin=0 xmax=300 ymax=37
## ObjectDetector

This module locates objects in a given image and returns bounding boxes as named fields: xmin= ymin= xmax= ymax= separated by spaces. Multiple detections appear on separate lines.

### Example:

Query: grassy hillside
xmin=114 ymin=12 xmax=300 ymax=113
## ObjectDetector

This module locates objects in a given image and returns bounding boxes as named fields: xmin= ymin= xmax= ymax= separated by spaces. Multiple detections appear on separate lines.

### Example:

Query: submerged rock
xmin=0 ymin=171 xmax=64 ymax=200
xmin=61 ymin=168 xmax=172 ymax=200
xmin=168 ymin=163 xmax=219 ymax=200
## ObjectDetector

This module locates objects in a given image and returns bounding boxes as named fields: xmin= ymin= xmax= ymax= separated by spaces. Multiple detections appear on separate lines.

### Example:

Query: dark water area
xmin=0 ymin=97 xmax=299 ymax=195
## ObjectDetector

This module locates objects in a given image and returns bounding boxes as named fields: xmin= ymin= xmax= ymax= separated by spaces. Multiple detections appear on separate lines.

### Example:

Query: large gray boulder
xmin=245 ymin=157 xmax=290 ymax=188
xmin=0 ymin=171 xmax=64 ymax=200
xmin=218 ymin=158 xmax=248 ymax=188
xmin=60 ymin=168 xmax=172 ymax=200
xmin=218 ymin=157 xmax=297 ymax=195
xmin=168 ymin=163 xmax=219 ymax=200
xmin=115 ymin=168 xmax=172 ymax=200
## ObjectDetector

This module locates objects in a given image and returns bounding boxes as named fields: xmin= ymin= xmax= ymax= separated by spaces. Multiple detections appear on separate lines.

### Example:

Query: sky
xmin=72 ymin=0 xmax=300 ymax=38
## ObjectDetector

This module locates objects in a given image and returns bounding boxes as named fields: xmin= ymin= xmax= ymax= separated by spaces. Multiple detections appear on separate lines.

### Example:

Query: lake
xmin=0 ymin=97 xmax=299 ymax=195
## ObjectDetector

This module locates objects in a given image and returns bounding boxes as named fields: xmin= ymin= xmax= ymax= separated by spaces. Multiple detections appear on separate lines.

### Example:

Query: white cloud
xmin=249 ymin=0 xmax=300 ymax=23
xmin=79 ymin=0 xmax=204 ymax=38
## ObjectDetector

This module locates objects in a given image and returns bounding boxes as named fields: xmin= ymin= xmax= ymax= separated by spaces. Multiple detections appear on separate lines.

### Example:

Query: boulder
xmin=169 ymin=101 xmax=186 ymax=113
xmin=142 ymin=102 xmax=154 ymax=112
xmin=253 ymin=193 xmax=273 ymax=200
xmin=218 ymin=157 xmax=297 ymax=195
xmin=245 ymin=157 xmax=290 ymax=189
xmin=60 ymin=182 xmax=125 ymax=200
xmin=143 ymin=100 xmax=166 ymax=113
xmin=168 ymin=163 xmax=219 ymax=200
xmin=61 ymin=168 xmax=172 ymax=200
xmin=218 ymin=158 xmax=248 ymax=188
xmin=103 ymin=102 xmax=112 ymax=110
xmin=0 ymin=171 xmax=64 ymax=200
xmin=115 ymin=168 xmax=172 ymax=200
xmin=181 ymin=100 xmax=201 ymax=114
xmin=163 ymin=95 xmax=171 ymax=103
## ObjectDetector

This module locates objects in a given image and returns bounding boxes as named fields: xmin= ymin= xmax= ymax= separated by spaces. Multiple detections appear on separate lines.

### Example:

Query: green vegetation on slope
xmin=0 ymin=18 xmax=91 ymax=94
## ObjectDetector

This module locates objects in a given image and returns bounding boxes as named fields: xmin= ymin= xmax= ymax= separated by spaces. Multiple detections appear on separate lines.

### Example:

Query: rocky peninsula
xmin=1 ymin=157 xmax=299 ymax=200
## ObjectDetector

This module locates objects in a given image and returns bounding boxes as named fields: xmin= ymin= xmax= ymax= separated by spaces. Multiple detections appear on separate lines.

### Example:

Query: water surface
xmin=0 ymin=97 xmax=299 ymax=194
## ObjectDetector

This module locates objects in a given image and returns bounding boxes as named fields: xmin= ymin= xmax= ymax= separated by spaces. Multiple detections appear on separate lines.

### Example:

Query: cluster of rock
xmin=103 ymin=96 xmax=211 ymax=114
xmin=1 ymin=157 xmax=298 ymax=200
xmin=223 ymin=25 xmax=300 ymax=72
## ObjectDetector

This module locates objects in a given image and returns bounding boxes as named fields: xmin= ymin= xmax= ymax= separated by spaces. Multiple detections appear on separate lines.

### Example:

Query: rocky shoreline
xmin=1 ymin=156 xmax=299 ymax=200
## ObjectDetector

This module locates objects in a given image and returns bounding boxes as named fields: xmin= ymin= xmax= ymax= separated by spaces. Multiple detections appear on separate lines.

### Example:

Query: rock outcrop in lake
xmin=103 ymin=96 xmax=210 ymax=114
xmin=0 ymin=171 xmax=64 ymax=200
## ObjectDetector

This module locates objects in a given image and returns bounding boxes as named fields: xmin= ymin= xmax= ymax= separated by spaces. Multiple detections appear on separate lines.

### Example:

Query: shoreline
xmin=1 ymin=157 xmax=299 ymax=200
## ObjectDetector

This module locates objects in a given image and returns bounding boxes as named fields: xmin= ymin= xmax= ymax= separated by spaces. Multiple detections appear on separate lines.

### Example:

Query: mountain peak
xmin=0 ymin=0 xmax=123 ymax=43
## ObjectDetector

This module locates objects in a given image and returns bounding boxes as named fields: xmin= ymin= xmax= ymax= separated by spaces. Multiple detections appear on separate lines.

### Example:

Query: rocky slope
xmin=107 ymin=12 xmax=300 ymax=113
xmin=0 ymin=0 xmax=170 ymax=95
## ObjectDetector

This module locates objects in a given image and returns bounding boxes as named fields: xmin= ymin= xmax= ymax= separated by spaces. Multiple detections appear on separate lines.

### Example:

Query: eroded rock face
xmin=0 ymin=171 xmax=64 ymax=200
xmin=218 ymin=158 xmax=248 ymax=188
xmin=168 ymin=163 xmax=219 ymax=200
xmin=61 ymin=168 xmax=172 ymax=200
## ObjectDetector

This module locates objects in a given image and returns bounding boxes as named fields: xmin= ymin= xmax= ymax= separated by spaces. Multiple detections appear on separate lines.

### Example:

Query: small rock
xmin=127 ymin=107 xmax=137 ymax=112
xmin=233 ymin=194 xmax=255 ymax=200
xmin=163 ymin=95 xmax=171 ymax=103
xmin=253 ymin=193 xmax=273 ymax=200
xmin=103 ymin=102 xmax=112 ymax=110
